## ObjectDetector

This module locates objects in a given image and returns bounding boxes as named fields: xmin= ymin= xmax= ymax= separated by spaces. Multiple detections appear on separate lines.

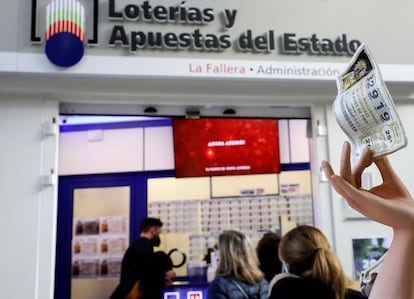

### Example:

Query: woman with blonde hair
xmin=268 ymin=225 xmax=365 ymax=299
xmin=207 ymin=230 xmax=268 ymax=299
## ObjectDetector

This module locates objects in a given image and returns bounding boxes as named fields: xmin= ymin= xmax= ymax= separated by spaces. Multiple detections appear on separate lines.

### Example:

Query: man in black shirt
xmin=109 ymin=217 xmax=175 ymax=299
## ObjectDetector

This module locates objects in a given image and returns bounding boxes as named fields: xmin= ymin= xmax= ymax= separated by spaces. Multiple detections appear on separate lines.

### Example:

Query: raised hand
xmin=321 ymin=141 xmax=414 ymax=230
xmin=321 ymin=141 xmax=414 ymax=299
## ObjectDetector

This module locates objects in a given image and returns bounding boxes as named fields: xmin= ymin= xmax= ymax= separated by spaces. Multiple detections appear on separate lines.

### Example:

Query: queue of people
xmin=110 ymin=141 xmax=414 ymax=299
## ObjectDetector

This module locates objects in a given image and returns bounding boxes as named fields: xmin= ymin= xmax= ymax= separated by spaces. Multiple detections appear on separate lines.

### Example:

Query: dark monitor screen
xmin=172 ymin=118 xmax=280 ymax=178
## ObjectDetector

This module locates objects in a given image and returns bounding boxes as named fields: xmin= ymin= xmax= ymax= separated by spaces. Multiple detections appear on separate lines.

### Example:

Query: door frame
xmin=54 ymin=170 xmax=174 ymax=299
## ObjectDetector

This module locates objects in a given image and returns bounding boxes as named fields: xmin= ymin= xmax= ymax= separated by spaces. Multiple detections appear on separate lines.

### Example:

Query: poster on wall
xmin=352 ymin=237 xmax=391 ymax=281
xmin=72 ymin=216 xmax=128 ymax=279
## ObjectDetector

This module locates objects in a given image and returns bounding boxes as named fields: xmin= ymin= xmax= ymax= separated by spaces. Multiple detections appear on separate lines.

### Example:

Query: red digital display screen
xmin=172 ymin=118 xmax=280 ymax=177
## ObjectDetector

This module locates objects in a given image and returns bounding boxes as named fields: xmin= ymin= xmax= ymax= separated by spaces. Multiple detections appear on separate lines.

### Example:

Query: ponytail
xmin=279 ymin=226 xmax=347 ymax=299
xmin=310 ymin=248 xmax=346 ymax=299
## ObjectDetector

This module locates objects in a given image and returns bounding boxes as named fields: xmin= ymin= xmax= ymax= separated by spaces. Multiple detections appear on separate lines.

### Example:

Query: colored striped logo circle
xmin=45 ymin=0 xmax=86 ymax=67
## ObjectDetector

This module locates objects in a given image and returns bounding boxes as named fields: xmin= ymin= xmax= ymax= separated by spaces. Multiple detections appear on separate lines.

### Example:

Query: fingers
xmin=375 ymin=156 xmax=395 ymax=183
xmin=327 ymin=174 xmax=354 ymax=202
xmin=321 ymin=160 xmax=334 ymax=178
xmin=352 ymin=146 xmax=373 ymax=188
xmin=325 ymin=172 xmax=366 ymax=212
xmin=337 ymin=141 xmax=373 ymax=188
xmin=339 ymin=141 xmax=352 ymax=180
xmin=375 ymin=156 xmax=413 ymax=199
xmin=321 ymin=160 xmax=355 ymax=202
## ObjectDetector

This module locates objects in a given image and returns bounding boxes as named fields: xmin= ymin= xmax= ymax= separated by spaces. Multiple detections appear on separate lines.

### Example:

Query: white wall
xmin=59 ymin=127 xmax=146 ymax=174
xmin=59 ymin=126 xmax=175 ymax=175
xmin=0 ymin=97 xmax=59 ymax=299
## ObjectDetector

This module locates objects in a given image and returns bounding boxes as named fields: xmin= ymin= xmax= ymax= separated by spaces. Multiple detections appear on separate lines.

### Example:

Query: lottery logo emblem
xmin=45 ymin=0 xmax=86 ymax=67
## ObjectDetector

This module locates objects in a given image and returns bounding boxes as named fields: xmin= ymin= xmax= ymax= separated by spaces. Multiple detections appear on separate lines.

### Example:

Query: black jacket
xmin=109 ymin=238 xmax=171 ymax=299
xmin=269 ymin=275 xmax=367 ymax=299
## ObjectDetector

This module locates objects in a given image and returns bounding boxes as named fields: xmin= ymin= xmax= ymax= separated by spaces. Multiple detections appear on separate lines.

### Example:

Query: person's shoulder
xmin=209 ymin=275 xmax=230 ymax=286
xmin=131 ymin=237 xmax=152 ymax=248
xmin=207 ymin=276 xmax=232 ymax=299
xmin=208 ymin=275 xmax=224 ymax=285
xmin=248 ymin=278 xmax=268 ymax=298
xmin=269 ymin=273 xmax=300 ymax=291
xmin=259 ymin=277 xmax=269 ymax=288
xmin=126 ymin=237 xmax=153 ymax=257
xmin=209 ymin=275 xmax=240 ymax=290
xmin=207 ymin=276 xmax=228 ymax=293
xmin=270 ymin=275 xmax=334 ymax=298
xmin=134 ymin=236 xmax=151 ymax=244
xmin=269 ymin=274 xmax=302 ymax=299
xmin=345 ymin=288 xmax=368 ymax=299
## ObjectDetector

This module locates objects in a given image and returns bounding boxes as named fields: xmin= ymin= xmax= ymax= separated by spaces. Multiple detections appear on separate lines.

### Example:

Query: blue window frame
xmin=54 ymin=170 xmax=174 ymax=299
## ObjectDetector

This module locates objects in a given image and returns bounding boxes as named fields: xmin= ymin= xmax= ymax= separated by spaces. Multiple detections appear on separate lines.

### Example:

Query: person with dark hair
xmin=139 ymin=218 xmax=164 ymax=239
xmin=109 ymin=217 xmax=175 ymax=299
xmin=256 ymin=231 xmax=282 ymax=283
xmin=268 ymin=225 xmax=365 ymax=299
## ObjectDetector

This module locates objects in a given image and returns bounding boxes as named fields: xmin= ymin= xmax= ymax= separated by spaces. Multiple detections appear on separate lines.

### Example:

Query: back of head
xmin=140 ymin=217 xmax=163 ymax=233
xmin=279 ymin=225 xmax=346 ymax=299
xmin=216 ymin=230 xmax=264 ymax=284
xmin=256 ymin=231 xmax=282 ymax=282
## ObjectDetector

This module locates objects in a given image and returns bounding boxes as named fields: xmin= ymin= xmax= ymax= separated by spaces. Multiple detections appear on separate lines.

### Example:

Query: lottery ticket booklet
xmin=333 ymin=44 xmax=407 ymax=160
